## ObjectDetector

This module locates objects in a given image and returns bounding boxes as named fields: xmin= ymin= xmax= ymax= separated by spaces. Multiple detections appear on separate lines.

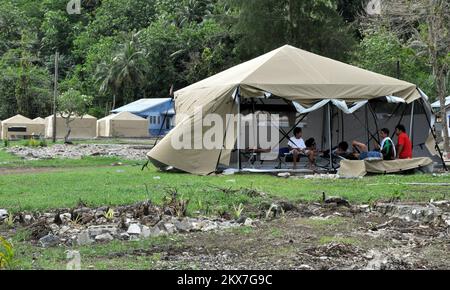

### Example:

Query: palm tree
xmin=176 ymin=0 xmax=214 ymax=27
xmin=95 ymin=31 xmax=147 ymax=110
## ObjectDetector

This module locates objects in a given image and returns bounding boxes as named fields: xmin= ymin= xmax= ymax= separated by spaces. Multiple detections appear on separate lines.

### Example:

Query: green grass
xmin=1 ymin=148 xmax=449 ymax=214
xmin=0 ymin=161 xmax=449 ymax=213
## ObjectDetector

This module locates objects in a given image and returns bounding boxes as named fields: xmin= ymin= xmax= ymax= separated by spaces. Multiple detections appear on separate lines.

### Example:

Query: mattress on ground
xmin=338 ymin=157 xmax=434 ymax=177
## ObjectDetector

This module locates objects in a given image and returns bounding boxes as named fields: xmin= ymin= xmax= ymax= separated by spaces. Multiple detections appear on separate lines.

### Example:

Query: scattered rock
xmin=191 ymin=221 xmax=206 ymax=231
xmin=24 ymin=214 xmax=33 ymax=224
xmin=59 ymin=225 xmax=70 ymax=235
xmin=244 ymin=218 xmax=253 ymax=227
xmin=95 ymin=233 xmax=114 ymax=242
xmin=202 ymin=222 xmax=218 ymax=232
xmin=375 ymin=203 xmax=443 ymax=224
xmin=324 ymin=195 xmax=350 ymax=207
xmin=277 ymin=172 xmax=290 ymax=178
xmin=88 ymin=225 xmax=118 ymax=237
xmin=174 ymin=219 xmax=192 ymax=232
xmin=7 ymin=144 xmax=150 ymax=161
xmin=141 ymin=225 xmax=151 ymax=238
xmin=119 ymin=233 xmax=130 ymax=241
xmin=49 ymin=223 xmax=60 ymax=233
xmin=77 ymin=231 xmax=94 ymax=246
xmin=236 ymin=216 xmax=247 ymax=224
xmin=127 ymin=223 xmax=141 ymax=235
xmin=164 ymin=223 xmax=176 ymax=234
xmin=39 ymin=234 xmax=60 ymax=247
xmin=298 ymin=264 xmax=313 ymax=270
xmin=0 ymin=209 xmax=8 ymax=220
xmin=59 ymin=213 xmax=72 ymax=224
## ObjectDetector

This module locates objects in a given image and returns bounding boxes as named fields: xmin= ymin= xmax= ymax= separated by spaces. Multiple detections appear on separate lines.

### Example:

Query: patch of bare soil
xmin=2 ymin=200 xmax=450 ymax=269
xmin=145 ymin=203 xmax=450 ymax=270
xmin=0 ymin=167 xmax=72 ymax=175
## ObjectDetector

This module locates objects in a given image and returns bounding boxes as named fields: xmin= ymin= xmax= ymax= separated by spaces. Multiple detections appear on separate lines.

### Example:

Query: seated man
xmin=287 ymin=127 xmax=306 ymax=169
xmin=395 ymin=124 xmax=412 ymax=159
xmin=374 ymin=128 xmax=396 ymax=160
xmin=352 ymin=128 xmax=396 ymax=160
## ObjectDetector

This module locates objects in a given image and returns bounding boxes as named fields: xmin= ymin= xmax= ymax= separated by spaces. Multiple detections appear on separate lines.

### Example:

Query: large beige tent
xmin=147 ymin=45 xmax=432 ymax=175
xmin=45 ymin=114 xmax=97 ymax=139
xmin=97 ymin=112 xmax=149 ymax=138
xmin=1 ymin=114 xmax=45 ymax=140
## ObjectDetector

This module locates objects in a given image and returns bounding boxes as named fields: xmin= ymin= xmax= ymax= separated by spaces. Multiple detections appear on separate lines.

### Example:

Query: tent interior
xmin=221 ymin=95 xmax=435 ymax=173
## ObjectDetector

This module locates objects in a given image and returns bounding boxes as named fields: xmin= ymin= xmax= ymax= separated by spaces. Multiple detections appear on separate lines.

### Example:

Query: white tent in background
xmin=45 ymin=114 xmax=97 ymax=139
xmin=1 ymin=114 xmax=45 ymax=139
xmin=97 ymin=112 xmax=149 ymax=138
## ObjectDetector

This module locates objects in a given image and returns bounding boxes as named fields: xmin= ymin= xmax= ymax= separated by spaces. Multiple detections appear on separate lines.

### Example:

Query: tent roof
xmin=32 ymin=117 xmax=45 ymax=124
xmin=431 ymin=96 xmax=450 ymax=108
xmin=46 ymin=114 xmax=97 ymax=119
xmin=175 ymin=45 xmax=421 ymax=109
xmin=2 ymin=114 xmax=33 ymax=124
xmin=111 ymin=98 xmax=171 ymax=114
xmin=99 ymin=111 xmax=147 ymax=121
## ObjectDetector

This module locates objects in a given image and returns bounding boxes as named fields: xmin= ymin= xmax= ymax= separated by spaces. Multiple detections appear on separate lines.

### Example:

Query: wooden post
xmin=52 ymin=51 xmax=59 ymax=143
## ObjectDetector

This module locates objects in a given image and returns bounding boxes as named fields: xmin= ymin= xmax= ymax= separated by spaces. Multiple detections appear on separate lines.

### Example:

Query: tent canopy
xmin=148 ymin=45 xmax=426 ymax=175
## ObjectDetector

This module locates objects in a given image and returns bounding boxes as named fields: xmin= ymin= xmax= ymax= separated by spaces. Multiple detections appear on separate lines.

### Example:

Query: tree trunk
xmin=437 ymin=71 xmax=449 ymax=153
xmin=64 ymin=118 xmax=72 ymax=144
xmin=112 ymin=94 xmax=116 ymax=110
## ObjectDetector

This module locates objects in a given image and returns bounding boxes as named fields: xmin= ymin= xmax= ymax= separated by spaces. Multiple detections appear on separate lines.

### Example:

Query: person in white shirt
xmin=287 ymin=127 xmax=308 ymax=169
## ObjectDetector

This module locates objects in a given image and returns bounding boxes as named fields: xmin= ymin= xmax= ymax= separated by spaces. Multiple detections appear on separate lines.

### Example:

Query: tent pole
xmin=368 ymin=103 xmax=380 ymax=144
xmin=365 ymin=104 xmax=370 ymax=150
xmin=409 ymin=101 xmax=415 ymax=147
xmin=419 ymin=98 xmax=448 ymax=171
xmin=328 ymin=103 xmax=333 ymax=171
xmin=237 ymin=93 xmax=241 ymax=171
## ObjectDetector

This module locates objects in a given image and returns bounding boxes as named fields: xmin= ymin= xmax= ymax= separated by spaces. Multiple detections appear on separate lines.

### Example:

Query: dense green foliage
xmin=0 ymin=0 xmax=439 ymax=121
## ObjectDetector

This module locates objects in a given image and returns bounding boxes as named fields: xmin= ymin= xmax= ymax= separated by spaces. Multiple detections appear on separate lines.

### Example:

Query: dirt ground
xmin=143 ymin=208 xmax=449 ymax=270
xmin=2 ymin=197 xmax=450 ymax=270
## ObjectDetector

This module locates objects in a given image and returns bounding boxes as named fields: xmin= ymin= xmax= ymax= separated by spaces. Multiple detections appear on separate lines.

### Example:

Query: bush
xmin=22 ymin=137 xmax=47 ymax=147
xmin=0 ymin=236 xmax=15 ymax=269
